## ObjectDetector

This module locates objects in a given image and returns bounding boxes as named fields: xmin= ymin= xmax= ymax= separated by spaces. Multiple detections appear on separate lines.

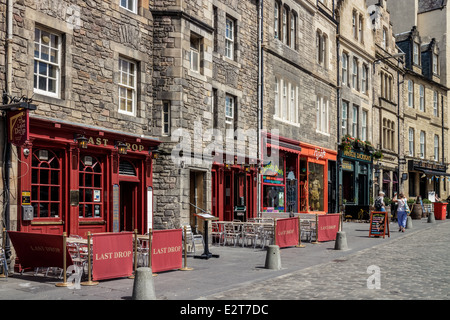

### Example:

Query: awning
xmin=417 ymin=169 xmax=450 ymax=177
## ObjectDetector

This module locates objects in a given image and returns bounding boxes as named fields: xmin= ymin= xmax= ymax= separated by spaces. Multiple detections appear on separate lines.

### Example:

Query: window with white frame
xmin=352 ymin=11 xmax=357 ymax=40
xmin=408 ymin=80 xmax=414 ymax=107
xmin=282 ymin=80 xmax=287 ymax=119
xmin=361 ymin=110 xmax=367 ymax=141
xmin=409 ymin=128 xmax=414 ymax=156
xmin=282 ymin=7 xmax=288 ymax=44
xmin=274 ymin=2 xmax=279 ymax=39
xmin=225 ymin=17 xmax=235 ymax=60
xmin=434 ymin=134 xmax=439 ymax=161
xmin=342 ymin=53 xmax=348 ymax=85
xmin=352 ymin=105 xmax=358 ymax=138
xmin=433 ymin=91 xmax=438 ymax=116
xmin=358 ymin=15 xmax=363 ymax=43
xmin=120 ymin=0 xmax=137 ymax=13
xmin=419 ymin=131 xmax=425 ymax=159
xmin=382 ymin=27 xmax=387 ymax=49
xmin=341 ymin=100 xmax=348 ymax=137
xmin=225 ymin=94 xmax=235 ymax=127
xmin=352 ymin=58 xmax=358 ymax=90
xmin=433 ymin=53 xmax=439 ymax=74
xmin=289 ymin=84 xmax=296 ymax=122
xmin=162 ymin=101 xmax=171 ymax=136
xmin=361 ymin=64 xmax=368 ymax=94
xmin=274 ymin=77 xmax=279 ymax=117
xmin=190 ymin=34 xmax=201 ymax=73
xmin=413 ymin=42 xmax=420 ymax=65
xmin=383 ymin=118 xmax=395 ymax=151
xmin=316 ymin=95 xmax=329 ymax=134
xmin=290 ymin=13 xmax=296 ymax=49
xmin=33 ymin=27 xmax=61 ymax=98
xmin=419 ymin=85 xmax=424 ymax=111
xmin=118 ymin=57 xmax=137 ymax=115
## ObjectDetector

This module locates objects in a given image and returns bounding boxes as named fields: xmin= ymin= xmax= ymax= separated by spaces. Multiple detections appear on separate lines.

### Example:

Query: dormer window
xmin=433 ymin=53 xmax=439 ymax=75
xmin=413 ymin=42 xmax=420 ymax=65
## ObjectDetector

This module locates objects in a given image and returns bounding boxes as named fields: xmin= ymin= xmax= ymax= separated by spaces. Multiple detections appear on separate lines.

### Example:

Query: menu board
xmin=369 ymin=211 xmax=390 ymax=238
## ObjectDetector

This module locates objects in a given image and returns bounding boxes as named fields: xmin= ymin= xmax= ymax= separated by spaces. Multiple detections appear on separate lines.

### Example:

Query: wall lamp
xmin=116 ymin=141 xmax=128 ymax=155
xmin=75 ymin=134 xmax=88 ymax=149
xmin=150 ymin=147 xmax=161 ymax=159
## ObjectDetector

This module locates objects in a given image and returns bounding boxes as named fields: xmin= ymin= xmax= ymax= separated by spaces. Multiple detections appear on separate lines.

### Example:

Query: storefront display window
xmin=263 ymin=185 xmax=285 ymax=212
xmin=308 ymin=162 xmax=324 ymax=211
xmin=79 ymin=155 xmax=104 ymax=218
xmin=31 ymin=149 xmax=62 ymax=218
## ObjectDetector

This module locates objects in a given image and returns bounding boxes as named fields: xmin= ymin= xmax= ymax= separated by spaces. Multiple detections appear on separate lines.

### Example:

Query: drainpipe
xmin=257 ymin=0 xmax=263 ymax=217
xmin=3 ymin=0 xmax=14 ymax=260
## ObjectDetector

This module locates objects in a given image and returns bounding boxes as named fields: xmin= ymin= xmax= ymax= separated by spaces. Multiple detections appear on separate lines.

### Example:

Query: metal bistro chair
xmin=223 ymin=222 xmax=241 ymax=247
xmin=211 ymin=221 xmax=224 ymax=246
xmin=137 ymin=237 xmax=149 ymax=267
xmin=241 ymin=223 xmax=259 ymax=248
xmin=259 ymin=224 xmax=274 ymax=249
xmin=182 ymin=225 xmax=204 ymax=254
xmin=0 ymin=248 xmax=8 ymax=279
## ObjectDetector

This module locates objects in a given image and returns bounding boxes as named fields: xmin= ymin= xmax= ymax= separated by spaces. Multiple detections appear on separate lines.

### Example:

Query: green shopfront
xmin=339 ymin=148 xmax=373 ymax=218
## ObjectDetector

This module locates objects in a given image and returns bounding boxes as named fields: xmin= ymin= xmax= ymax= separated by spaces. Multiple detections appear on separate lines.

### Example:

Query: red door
xmin=224 ymin=171 xmax=233 ymax=221
xmin=120 ymin=181 xmax=137 ymax=231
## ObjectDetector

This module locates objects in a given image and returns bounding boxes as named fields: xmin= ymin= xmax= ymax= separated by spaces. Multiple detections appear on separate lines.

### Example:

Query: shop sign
xmin=7 ymin=109 xmax=29 ymax=146
xmin=342 ymin=150 xmax=372 ymax=162
xmin=275 ymin=218 xmax=299 ymax=248
xmin=317 ymin=214 xmax=340 ymax=242
xmin=85 ymin=136 xmax=146 ymax=152
xmin=92 ymin=232 xmax=133 ymax=281
xmin=152 ymin=229 xmax=182 ymax=273
xmin=8 ymin=231 xmax=73 ymax=269
xmin=342 ymin=160 xmax=354 ymax=171
xmin=262 ymin=162 xmax=283 ymax=184
xmin=409 ymin=160 xmax=446 ymax=172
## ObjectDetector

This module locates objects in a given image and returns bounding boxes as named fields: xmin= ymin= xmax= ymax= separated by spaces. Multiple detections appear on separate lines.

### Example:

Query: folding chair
xmin=0 ymin=248 xmax=8 ymax=279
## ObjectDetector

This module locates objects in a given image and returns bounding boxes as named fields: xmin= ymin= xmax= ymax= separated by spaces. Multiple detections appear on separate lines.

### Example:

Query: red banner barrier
xmin=275 ymin=218 xmax=299 ymax=248
xmin=8 ymin=231 xmax=73 ymax=268
xmin=318 ymin=214 xmax=340 ymax=242
xmin=152 ymin=229 xmax=182 ymax=273
xmin=92 ymin=232 xmax=133 ymax=281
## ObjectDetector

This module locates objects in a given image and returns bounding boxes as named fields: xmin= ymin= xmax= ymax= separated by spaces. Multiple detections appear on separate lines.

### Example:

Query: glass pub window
xmin=31 ymin=149 xmax=61 ymax=218
xmin=79 ymin=155 xmax=103 ymax=218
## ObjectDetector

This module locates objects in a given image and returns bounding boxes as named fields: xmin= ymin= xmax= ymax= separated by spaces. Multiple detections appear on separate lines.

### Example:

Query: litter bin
xmin=433 ymin=202 xmax=447 ymax=220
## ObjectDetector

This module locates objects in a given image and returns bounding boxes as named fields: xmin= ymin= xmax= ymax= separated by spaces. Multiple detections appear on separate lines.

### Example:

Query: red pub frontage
xmin=16 ymin=117 xmax=160 ymax=237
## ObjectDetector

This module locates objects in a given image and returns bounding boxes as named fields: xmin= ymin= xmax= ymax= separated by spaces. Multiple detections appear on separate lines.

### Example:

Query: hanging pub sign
xmin=7 ymin=109 xmax=29 ymax=146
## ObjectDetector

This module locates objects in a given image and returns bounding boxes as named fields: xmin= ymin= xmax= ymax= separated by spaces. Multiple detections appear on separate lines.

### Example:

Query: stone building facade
xmin=261 ymin=0 xmax=338 ymax=215
xmin=0 ymin=0 xmax=159 ymax=243
xmin=336 ymin=0 xmax=376 ymax=211
xmin=367 ymin=0 xmax=404 ymax=199
xmin=387 ymin=0 xmax=450 ymax=200
xmin=150 ymin=0 xmax=260 ymax=229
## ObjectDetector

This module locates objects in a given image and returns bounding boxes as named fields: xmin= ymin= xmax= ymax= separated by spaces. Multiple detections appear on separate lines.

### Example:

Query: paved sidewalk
xmin=0 ymin=217 xmax=448 ymax=301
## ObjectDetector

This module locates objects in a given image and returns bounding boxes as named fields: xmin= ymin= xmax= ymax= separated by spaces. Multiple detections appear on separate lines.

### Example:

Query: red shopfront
xmin=17 ymin=117 xmax=160 ymax=237
xmin=211 ymin=160 xmax=258 ymax=222
xmin=263 ymin=136 xmax=337 ymax=214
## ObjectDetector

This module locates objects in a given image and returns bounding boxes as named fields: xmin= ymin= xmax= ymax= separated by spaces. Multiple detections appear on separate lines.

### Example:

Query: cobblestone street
xmin=202 ymin=221 xmax=450 ymax=300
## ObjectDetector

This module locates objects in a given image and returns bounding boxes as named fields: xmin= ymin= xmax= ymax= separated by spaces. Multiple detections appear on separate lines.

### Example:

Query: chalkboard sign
xmin=369 ymin=211 xmax=390 ymax=238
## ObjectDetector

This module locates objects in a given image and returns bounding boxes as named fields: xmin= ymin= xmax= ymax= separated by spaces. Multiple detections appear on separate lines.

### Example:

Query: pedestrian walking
xmin=393 ymin=193 xmax=408 ymax=232
xmin=374 ymin=191 xmax=386 ymax=212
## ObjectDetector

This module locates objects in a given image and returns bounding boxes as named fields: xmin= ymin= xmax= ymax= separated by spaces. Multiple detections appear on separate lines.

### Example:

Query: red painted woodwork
xmin=17 ymin=117 xmax=160 ymax=236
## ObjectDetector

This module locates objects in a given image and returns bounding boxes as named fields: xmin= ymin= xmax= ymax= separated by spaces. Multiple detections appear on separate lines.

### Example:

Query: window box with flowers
xmin=373 ymin=150 xmax=384 ymax=160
